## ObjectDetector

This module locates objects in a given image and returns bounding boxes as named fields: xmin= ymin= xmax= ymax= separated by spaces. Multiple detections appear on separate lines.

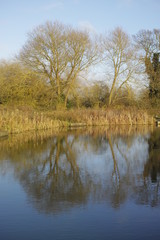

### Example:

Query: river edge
xmin=0 ymin=108 xmax=156 ymax=136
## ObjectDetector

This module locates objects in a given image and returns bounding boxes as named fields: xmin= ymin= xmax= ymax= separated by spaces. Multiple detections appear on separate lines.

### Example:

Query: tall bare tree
xmin=134 ymin=29 xmax=160 ymax=58
xmin=18 ymin=21 xmax=99 ymax=108
xmin=102 ymin=27 xmax=138 ymax=105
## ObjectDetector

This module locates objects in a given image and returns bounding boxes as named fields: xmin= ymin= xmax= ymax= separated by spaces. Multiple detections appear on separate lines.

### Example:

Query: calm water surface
xmin=0 ymin=127 xmax=160 ymax=240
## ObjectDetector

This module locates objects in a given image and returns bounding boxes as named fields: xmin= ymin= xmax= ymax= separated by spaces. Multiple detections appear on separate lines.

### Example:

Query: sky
xmin=0 ymin=0 xmax=159 ymax=60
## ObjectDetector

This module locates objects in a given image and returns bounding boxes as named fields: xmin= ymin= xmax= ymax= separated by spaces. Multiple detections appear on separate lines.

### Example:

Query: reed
xmin=0 ymin=107 xmax=154 ymax=135
xmin=48 ymin=109 xmax=154 ymax=126
xmin=0 ymin=108 xmax=68 ymax=134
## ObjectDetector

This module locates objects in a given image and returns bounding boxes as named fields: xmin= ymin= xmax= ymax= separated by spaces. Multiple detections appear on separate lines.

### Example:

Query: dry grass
xmin=0 ymin=108 xmax=68 ymax=134
xmin=0 ymin=107 xmax=154 ymax=134
xmin=48 ymin=108 xmax=154 ymax=126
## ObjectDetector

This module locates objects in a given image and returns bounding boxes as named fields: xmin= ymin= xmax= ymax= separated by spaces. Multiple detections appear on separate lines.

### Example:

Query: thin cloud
xmin=42 ymin=2 xmax=64 ymax=11
xmin=72 ymin=0 xmax=80 ymax=4
xmin=78 ymin=21 xmax=97 ymax=34
xmin=117 ymin=0 xmax=133 ymax=3
xmin=117 ymin=0 xmax=134 ymax=7
xmin=26 ymin=1 xmax=64 ymax=14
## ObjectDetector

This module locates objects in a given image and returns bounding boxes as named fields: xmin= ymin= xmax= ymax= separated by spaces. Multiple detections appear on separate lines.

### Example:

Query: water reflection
xmin=0 ymin=126 xmax=159 ymax=214
xmin=136 ymin=128 xmax=160 ymax=207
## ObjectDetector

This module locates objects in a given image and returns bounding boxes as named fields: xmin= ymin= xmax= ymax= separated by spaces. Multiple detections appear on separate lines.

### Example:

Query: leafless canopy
xmin=102 ymin=27 xmax=138 ymax=105
xmin=18 ymin=21 xmax=99 ymax=107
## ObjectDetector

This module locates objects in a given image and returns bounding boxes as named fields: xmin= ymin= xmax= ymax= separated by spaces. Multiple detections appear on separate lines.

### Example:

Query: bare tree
xmin=133 ymin=29 xmax=160 ymax=58
xmin=102 ymin=27 xmax=138 ymax=105
xmin=18 ymin=21 xmax=99 ymax=108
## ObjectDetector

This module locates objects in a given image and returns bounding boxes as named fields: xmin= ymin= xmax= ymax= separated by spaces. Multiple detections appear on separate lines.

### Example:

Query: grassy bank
xmin=47 ymin=109 xmax=154 ymax=126
xmin=0 ymin=107 xmax=68 ymax=134
xmin=0 ymin=106 xmax=154 ymax=134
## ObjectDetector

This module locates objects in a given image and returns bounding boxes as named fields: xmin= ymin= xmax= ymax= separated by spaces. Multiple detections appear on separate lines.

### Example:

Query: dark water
xmin=0 ymin=127 xmax=160 ymax=240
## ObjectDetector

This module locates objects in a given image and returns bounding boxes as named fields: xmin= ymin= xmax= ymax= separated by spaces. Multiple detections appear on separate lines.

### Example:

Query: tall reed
xmin=48 ymin=109 xmax=154 ymax=126
xmin=0 ymin=109 xmax=67 ymax=134
xmin=0 ymin=108 xmax=154 ymax=134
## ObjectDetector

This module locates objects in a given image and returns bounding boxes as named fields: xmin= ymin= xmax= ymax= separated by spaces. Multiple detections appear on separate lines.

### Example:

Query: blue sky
xmin=0 ymin=0 xmax=159 ymax=59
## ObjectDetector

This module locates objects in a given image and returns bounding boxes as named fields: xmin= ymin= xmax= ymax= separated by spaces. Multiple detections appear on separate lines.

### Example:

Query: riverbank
xmin=0 ymin=106 xmax=154 ymax=135
xmin=0 ymin=107 xmax=68 ymax=134
xmin=49 ymin=109 xmax=154 ymax=126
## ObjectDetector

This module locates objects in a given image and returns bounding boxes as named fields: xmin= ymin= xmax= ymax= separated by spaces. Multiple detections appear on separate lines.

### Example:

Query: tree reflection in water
xmin=135 ymin=128 xmax=160 ymax=207
xmin=0 ymin=126 xmax=159 ymax=213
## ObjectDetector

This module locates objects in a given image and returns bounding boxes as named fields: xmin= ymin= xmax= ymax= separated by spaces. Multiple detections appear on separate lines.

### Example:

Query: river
xmin=0 ymin=126 xmax=159 ymax=240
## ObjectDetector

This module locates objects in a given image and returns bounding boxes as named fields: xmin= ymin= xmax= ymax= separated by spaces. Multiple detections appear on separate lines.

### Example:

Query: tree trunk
xmin=108 ymin=75 xmax=117 ymax=105
xmin=64 ymin=89 xmax=70 ymax=108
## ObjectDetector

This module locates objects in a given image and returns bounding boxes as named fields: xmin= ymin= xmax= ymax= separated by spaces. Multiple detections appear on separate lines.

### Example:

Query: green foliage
xmin=0 ymin=61 xmax=57 ymax=109
xmin=134 ymin=29 xmax=160 ymax=108
xmin=79 ymin=81 xmax=109 ymax=108
xmin=146 ymin=53 xmax=160 ymax=103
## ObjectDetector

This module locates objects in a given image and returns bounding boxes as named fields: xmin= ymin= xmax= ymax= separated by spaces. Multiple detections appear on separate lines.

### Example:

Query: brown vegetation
xmin=0 ymin=23 xmax=159 ymax=134
xmin=0 ymin=107 xmax=68 ymax=134
xmin=0 ymin=107 xmax=154 ymax=135
xmin=47 ymin=108 xmax=153 ymax=126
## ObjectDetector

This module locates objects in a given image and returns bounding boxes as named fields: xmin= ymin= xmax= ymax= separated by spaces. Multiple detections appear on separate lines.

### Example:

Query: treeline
xmin=0 ymin=21 xmax=160 ymax=110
